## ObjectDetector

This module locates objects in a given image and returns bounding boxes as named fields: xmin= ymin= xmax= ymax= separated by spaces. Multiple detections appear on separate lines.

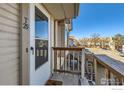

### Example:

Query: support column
xmin=55 ymin=21 xmax=58 ymax=47
xmin=20 ymin=4 xmax=30 ymax=85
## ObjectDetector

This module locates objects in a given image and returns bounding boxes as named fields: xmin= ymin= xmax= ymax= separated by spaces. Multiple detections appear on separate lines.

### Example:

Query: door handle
xmin=30 ymin=46 xmax=34 ymax=55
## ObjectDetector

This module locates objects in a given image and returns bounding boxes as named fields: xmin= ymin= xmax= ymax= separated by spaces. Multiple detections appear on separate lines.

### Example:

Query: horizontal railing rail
xmin=85 ymin=53 xmax=124 ymax=85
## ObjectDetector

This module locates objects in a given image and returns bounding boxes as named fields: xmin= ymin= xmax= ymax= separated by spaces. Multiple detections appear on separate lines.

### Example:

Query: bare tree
xmin=91 ymin=33 xmax=100 ymax=47
xmin=112 ymin=34 xmax=124 ymax=50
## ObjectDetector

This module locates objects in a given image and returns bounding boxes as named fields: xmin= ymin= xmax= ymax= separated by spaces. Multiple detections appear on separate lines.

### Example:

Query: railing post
xmin=81 ymin=49 xmax=85 ymax=79
xmin=54 ymin=50 xmax=57 ymax=70
xmin=72 ymin=51 xmax=75 ymax=71
xmin=121 ymin=77 xmax=124 ymax=85
xmin=94 ymin=58 xmax=98 ymax=84
xmin=105 ymin=68 xmax=109 ymax=85
xmin=78 ymin=51 xmax=80 ymax=71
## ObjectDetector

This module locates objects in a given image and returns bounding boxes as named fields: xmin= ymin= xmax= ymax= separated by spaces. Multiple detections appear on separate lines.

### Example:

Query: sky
xmin=70 ymin=3 xmax=124 ymax=39
xmin=35 ymin=21 xmax=48 ymax=40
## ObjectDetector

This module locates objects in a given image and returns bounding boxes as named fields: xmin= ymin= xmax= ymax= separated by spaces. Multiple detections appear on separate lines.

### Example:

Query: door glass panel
xmin=35 ymin=7 xmax=48 ymax=70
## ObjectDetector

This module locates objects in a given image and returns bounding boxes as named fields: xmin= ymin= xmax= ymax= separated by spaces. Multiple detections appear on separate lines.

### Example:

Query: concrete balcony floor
xmin=50 ymin=72 xmax=89 ymax=85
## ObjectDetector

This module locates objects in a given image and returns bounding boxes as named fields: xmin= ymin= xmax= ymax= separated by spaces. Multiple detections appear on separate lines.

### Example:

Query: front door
xmin=29 ymin=4 xmax=51 ymax=85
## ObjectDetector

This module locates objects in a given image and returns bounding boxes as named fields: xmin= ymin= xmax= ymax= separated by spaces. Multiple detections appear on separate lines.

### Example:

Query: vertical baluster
xmin=67 ymin=53 xmax=69 ymax=69
xmin=60 ymin=50 xmax=61 ymax=70
xmin=73 ymin=51 xmax=75 ymax=71
xmin=68 ymin=51 xmax=70 ymax=70
xmin=115 ymin=77 xmax=119 ymax=85
xmin=43 ymin=49 xmax=44 ymax=58
xmin=81 ymin=49 xmax=85 ymax=79
xmin=121 ymin=77 xmax=124 ymax=85
xmin=36 ymin=48 xmax=38 ymax=56
xmin=105 ymin=68 xmax=109 ymax=85
xmin=41 ymin=48 xmax=42 ymax=57
xmin=94 ymin=58 xmax=98 ymax=84
xmin=78 ymin=51 xmax=80 ymax=71
xmin=64 ymin=50 xmax=65 ymax=71
xmin=110 ymin=72 xmax=114 ymax=85
xmin=90 ymin=64 xmax=93 ymax=81
xmin=69 ymin=51 xmax=71 ymax=70
xmin=118 ymin=77 xmax=123 ymax=85
xmin=54 ymin=50 xmax=57 ymax=70
xmin=36 ymin=48 xmax=37 ymax=56
xmin=108 ymin=70 xmax=111 ymax=85
xmin=39 ymin=48 xmax=41 ymax=57
xmin=92 ymin=58 xmax=95 ymax=81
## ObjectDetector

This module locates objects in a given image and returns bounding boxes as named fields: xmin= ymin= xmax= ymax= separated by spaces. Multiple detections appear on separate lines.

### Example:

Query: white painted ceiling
xmin=43 ymin=3 xmax=79 ymax=20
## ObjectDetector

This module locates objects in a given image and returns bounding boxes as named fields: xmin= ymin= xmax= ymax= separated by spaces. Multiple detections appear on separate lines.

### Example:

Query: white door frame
xmin=29 ymin=3 xmax=51 ymax=85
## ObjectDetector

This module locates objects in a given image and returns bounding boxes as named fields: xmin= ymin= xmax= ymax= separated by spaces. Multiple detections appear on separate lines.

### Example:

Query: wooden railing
xmin=52 ymin=47 xmax=124 ymax=85
xmin=94 ymin=55 xmax=124 ymax=85
xmin=85 ymin=53 xmax=124 ymax=85
xmin=52 ymin=47 xmax=85 ymax=76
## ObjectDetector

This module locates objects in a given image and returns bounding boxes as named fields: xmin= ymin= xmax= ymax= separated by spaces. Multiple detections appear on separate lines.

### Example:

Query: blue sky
xmin=35 ymin=21 xmax=48 ymax=40
xmin=70 ymin=3 xmax=124 ymax=39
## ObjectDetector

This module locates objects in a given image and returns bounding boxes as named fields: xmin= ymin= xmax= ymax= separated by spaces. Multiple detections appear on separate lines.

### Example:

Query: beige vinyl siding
xmin=0 ymin=3 xmax=20 ymax=85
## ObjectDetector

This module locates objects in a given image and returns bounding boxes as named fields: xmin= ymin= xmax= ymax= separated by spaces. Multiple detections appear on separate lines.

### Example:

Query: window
xmin=35 ymin=7 xmax=48 ymax=70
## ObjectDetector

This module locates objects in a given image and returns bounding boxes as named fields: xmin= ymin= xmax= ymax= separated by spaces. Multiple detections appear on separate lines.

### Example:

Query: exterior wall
xmin=0 ymin=3 xmax=20 ymax=85
xmin=0 ymin=3 xmax=77 ymax=85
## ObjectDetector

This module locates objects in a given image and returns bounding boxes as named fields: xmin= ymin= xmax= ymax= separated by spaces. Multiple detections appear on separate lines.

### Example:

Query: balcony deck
xmin=51 ymin=47 xmax=88 ymax=85
xmin=50 ymin=72 xmax=89 ymax=85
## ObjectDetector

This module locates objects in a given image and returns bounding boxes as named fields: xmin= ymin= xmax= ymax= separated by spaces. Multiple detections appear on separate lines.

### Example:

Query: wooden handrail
xmin=52 ymin=47 xmax=85 ymax=51
xmin=93 ymin=55 xmax=124 ymax=78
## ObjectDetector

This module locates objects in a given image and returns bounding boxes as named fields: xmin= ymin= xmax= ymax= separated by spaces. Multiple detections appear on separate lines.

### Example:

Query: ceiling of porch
xmin=42 ymin=3 xmax=79 ymax=20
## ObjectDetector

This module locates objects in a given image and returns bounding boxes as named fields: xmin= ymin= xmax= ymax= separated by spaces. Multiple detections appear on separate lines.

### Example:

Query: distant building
xmin=68 ymin=36 xmax=79 ymax=47
xmin=109 ymin=37 xmax=115 ymax=50
xmin=79 ymin=37 xmax=115 ymax=49
xmin=123 ymin=45 xmax=124 ymax=52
